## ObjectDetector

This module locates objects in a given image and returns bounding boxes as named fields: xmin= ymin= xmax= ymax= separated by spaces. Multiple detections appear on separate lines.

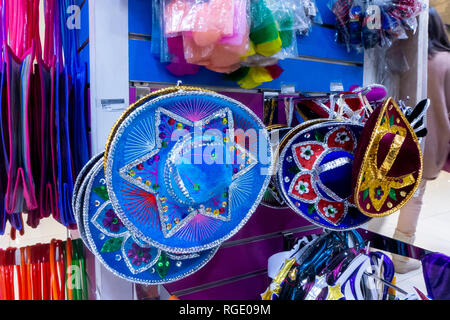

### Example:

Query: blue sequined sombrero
xmin=73 ymin=153 xmax=104 ymax=220
xmin=81 ymin=157 xmax=219 ymax=284
xmin=278 ymin=121 xmax=371 ymax=230
xmin=105 ymin=90 xmax=273 ymax=253
xmin=72 ymin=152 xmax=104 ymax=251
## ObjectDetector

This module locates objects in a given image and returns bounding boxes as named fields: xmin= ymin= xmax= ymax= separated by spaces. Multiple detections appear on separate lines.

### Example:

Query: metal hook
xmin=284 ymin=97 xmax=294 ymax=127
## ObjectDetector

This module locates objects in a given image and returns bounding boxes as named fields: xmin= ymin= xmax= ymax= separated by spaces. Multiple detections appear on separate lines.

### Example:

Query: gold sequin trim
xmin=354 ymin=98 xmax=423 ymax=217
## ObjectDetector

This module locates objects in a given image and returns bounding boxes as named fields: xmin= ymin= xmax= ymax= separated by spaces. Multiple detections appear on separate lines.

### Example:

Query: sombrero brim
xmin=72 ymin=154 xmax=104 ymax=251
xmin=261 ymin=120 xmax=332 ymax=209
xmin=278 ymin=120 xmax=371 ymax=230
xmin=81 ymin=157 xmax=219 ymax=284
xmin=261 ymin=126 xmax=291 ymax=209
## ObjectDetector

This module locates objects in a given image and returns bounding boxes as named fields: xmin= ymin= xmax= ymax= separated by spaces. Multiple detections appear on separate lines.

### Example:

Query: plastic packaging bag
xmin=164 ymin=0 xmax=235 ymax=45
xmin=181 ymin=0 xmax=249 ymax=73
xmin=329 ymin=0 xmax=353 ymax=50
xmin=249 ymin=0 xmax=282 ymax=57
xmin=273 ymin=32 xmax=299 ymax=60
xmin=219 ymin=0 xmax=249 ymax=46
xmin=151 ymin=0 xmax=162 ymax=58
xmin=190 ymin=0 xmax=235 ymax=46
xmin=329 ymin=0 xmax=425 ymax=52
xmin=165 ymin=35 xmax=200 ymax=76
xmin=303 ymin=0 xmax=322 ymax=25
xmin=348 ymin=0 xmax=363 ymax=50
xmin=362 ymin=4 xmax=381 ymax=49
xmin=160 ymin=0 xmax=289 ymax=86
xmin=163 ymin=0 xmax=193 ymax=34
xmin=388 ymin=0 xmax=424 ymax=21
xmin=381 ymin=4 xmax=407 ymax=44
xmin=153 ymin=0 xmax=172 ymax=63
xmin=265 ymin=0 xmax=309 ymax=32
xmin=388 ymin=0 xmax=427 ymax=32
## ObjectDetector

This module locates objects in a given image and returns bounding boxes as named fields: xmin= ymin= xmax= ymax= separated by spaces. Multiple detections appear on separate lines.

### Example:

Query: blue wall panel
xmin=129 ymin=0 xmax=153 ymax=35
xmin=129 ymin=39 xmax=363 ymax=92
xmin=315 ymin=0 xmax=337 ymax=25
xmin=298 ymin=25 xmax=362 ymax=63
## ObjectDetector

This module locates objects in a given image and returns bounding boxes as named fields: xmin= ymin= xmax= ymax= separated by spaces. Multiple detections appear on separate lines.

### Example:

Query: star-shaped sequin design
xmin=119 ymin=107 xmax=257 ymax=239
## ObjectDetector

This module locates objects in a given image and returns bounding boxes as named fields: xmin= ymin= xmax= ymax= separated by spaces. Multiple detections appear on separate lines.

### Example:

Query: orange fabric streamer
xmin=49 ymin=240 xmax=59 ymax=300
xmin=56 ymin=241 xmax=65 ymax=300
xmin=26 ymin=246 xmax=32 ymax=300
xmin=66 ymin=238 xmax=73 ymax=300
xmin=41 ymin=244 xmax=50 ymax=300
xmin=20 ymin=247 xmax=27 ymax=300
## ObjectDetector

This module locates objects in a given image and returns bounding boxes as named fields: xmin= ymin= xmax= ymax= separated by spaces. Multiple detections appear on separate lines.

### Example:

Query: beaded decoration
xmin=105 ymin=90 xmax=272 ymax=253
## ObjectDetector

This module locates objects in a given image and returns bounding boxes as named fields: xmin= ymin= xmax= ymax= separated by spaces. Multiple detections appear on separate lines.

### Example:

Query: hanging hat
xmin=278 ymin=120 xmax=371 ymax=230
xmin=73 ymin=152 xmax=104 ymax=251
xmin=295 ymin=85 xmax=387 ymax=123
xmin=78 ymin=156 xmax=219 ymax=284
xmin=351 ymin=97 xmax=423 ymax=217
xmin=73 ymin=153 xmax=104 ymax=216
xmin=270 ymin=119 xmax=332 ymax=208
xmin=105 ymin=89 xmax=273 ymax=253
xmin=261 ymin=125 xmax=292 ymax=209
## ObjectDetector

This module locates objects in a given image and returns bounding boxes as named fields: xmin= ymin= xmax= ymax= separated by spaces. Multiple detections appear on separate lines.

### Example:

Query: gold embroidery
xmin=354 ymin=98 xmax=423 ymax=217
xmin=273 ymin=258 xmax=296 ymax=287
xmin=378 ymin=134 xmax=405 ymax=179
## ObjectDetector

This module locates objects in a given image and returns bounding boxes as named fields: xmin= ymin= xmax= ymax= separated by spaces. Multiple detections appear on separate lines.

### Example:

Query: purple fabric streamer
xmin=4 ymin=43 xmax=38 ymax=214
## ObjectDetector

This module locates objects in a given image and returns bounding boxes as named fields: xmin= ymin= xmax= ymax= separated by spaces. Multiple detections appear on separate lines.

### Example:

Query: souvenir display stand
xmin=0 ymin=0 xmax=441 ymax=301
xmin=79 ymin=0 xmax=434 ymax=299
xmin=75 ymin=0 xmax=436 ymax=300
